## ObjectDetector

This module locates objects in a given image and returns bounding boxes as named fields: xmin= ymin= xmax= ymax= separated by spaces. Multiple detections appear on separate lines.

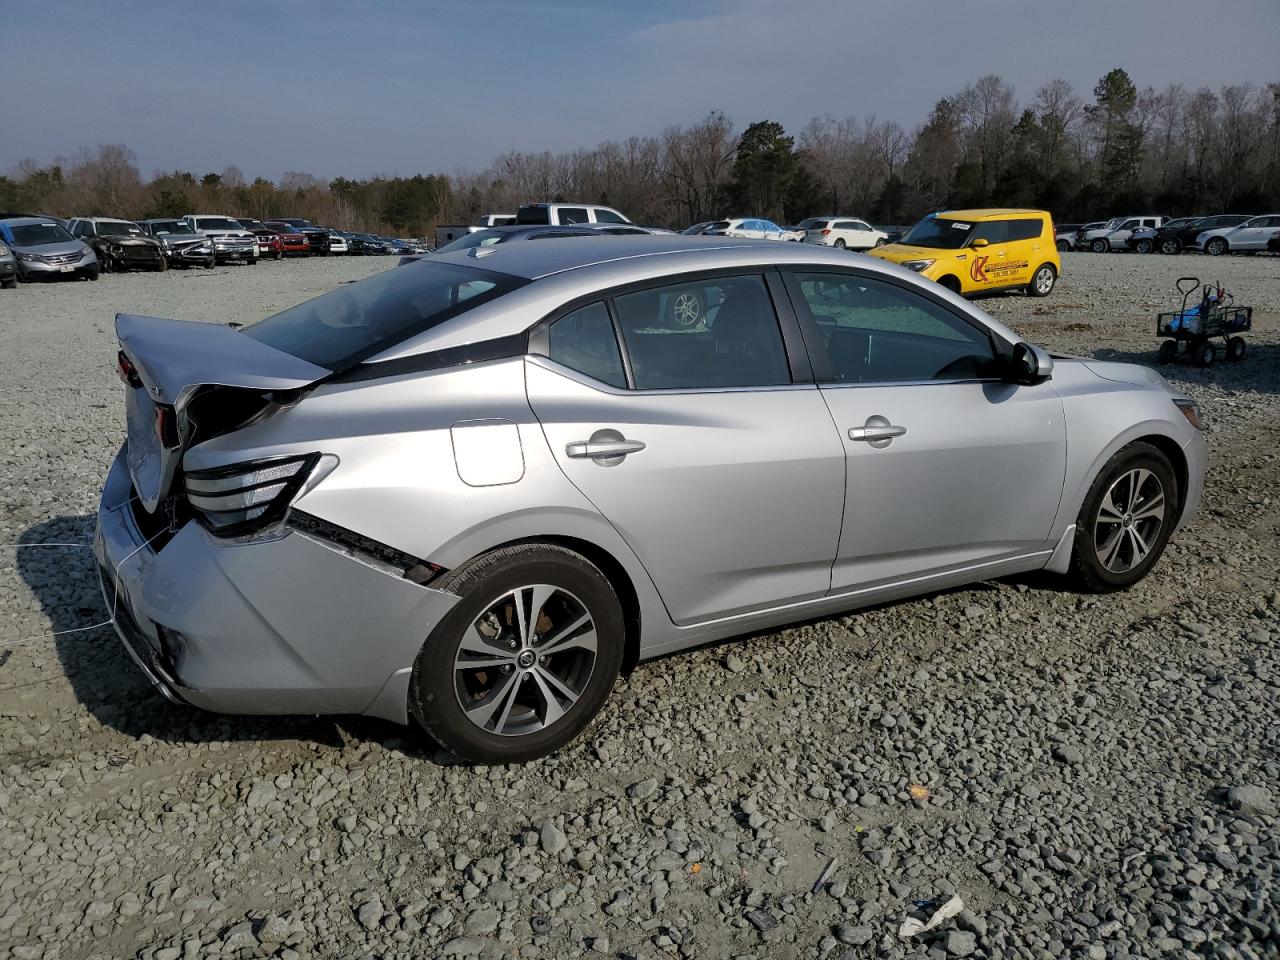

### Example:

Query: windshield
xmin=150 ymin=221 xmax=195 ymax=235
xmin=243 ymin=260 xmax=526 ymax=369
xmin=435 ymin=230 xmax=507 ymax=254
xmin=196 ymin=218 xmax=244 ymax=231
xmin=268 ymin=223 xmax=301 ymax=234
xmin=99 ymin=221 xmax=144 ymax=236
xmin=10 ymin=223 xmax=74 ymax=246
xmin=238 ymin=220 xmax=266 ymax=230
xmin=899 ymin=216 xmax=975 ymax=249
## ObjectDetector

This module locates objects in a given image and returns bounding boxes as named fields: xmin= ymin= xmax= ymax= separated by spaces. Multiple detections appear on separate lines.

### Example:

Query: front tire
xmin=1206 ymin=238 xmax=1228 ymax=256
xmin=1070 ymin=443 xmax=1178 ymax=592
xmin=1090 ymin=238 xmax=1109 ymax=253
xmin=408 ymin=544 xmax=624 ymax=763
xmin=1159 ymin=238 xmax=1180 ymax=255
xmin=1027 ymin=263 xmax=1057 ymax=297
xmin=1056 ymin=239 xmax=1069 ymax=252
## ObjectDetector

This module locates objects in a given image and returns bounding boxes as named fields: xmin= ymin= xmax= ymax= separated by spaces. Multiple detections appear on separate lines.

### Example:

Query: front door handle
xmin=566 ymin=428 xmax=645 ymax=465
xmin=849 ymin=415 xmax=906 ymax=449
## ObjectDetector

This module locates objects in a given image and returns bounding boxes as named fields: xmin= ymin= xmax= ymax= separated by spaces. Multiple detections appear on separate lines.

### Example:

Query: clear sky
xmin=6 ymin=0 xmax=1277 ymax=182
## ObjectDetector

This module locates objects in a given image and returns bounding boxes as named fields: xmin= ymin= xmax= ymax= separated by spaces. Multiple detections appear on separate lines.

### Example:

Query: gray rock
xmin=1052 ymin=744 xmax=1084 ymax=764
xmin=944 ymin=929 xmax=978 ymax=956
xmin=626 ymin=778 xmax=658 ymax=800
xmin=540 ymin=820 xmax=567 ymax=855
xmin=1227 ymin=784 xmax=1276 ymax=817
xmin=834 ymin=923 xmax=873 ymax=945
xmin=356 ymin=899 xmax=384 ymax=930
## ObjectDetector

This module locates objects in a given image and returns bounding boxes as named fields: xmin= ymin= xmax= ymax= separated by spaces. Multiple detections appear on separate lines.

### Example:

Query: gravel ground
xmin=1 ymin=252 xmax=1277 ymax=960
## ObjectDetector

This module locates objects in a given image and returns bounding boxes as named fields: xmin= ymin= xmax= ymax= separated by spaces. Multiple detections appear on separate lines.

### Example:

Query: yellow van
xmin=868 ymin=209 xmax=1061 ymax=297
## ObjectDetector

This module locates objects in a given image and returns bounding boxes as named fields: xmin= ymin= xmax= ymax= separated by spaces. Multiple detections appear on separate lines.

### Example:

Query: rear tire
xmin=1069 ymin=442 xmax=1178 ymax=593
xmin=1027 ymin=263 xmax=1057 ymax=297
xmin=408 ymin=544 xmax=624 ymax=763
xmin=834 ymin=238 xmax=846 ymax=250
xmin=1056 ymin=239 xmax=1069 ymax=251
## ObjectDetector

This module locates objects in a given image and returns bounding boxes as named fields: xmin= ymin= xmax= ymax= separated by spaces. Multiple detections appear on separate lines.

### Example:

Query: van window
xmin=558 ymin=207 xmax=590 ymax=225
xmin=1006 ymin=219 xmax=1043 ymax=242
xmin=972 ymin=221 xmax=1009 ymax=244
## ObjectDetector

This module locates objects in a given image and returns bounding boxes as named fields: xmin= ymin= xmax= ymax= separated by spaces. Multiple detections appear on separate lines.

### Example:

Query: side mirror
xmin=971 ymin=237 xmax=989 ymax=248
xmin=1008 ymin=342 xmax=1053 ymax=384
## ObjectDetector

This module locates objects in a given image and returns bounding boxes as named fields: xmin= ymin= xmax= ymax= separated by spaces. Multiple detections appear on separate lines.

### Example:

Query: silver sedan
xmin=97 ymin=237 xmax=1206 ymax=762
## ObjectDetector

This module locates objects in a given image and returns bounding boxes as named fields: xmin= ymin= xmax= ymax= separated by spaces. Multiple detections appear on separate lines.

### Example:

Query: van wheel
xmin=1027 ymin=264 xmax=1057 ymax=297
xmin=1070 ymin=442 xmax=1177 ymax=592
xmin=408 ymin=544 xmax=624 ymax=763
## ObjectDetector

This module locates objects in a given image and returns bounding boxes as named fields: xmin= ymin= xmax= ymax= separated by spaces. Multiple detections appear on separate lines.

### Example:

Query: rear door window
xmin=1006 ymin=219 xmax=1043 ymax=242
xmin=972 ymin=221 xmax=1009 ymax=244
xmin=557 ymin=207 xmax=590 ymax=225
xmin=592 ymin=208 xmax=628 ymax=224
xmin=547 ymin=302 xmax=626 ymax=388
xmin=611 ymin=275 xmax=791 ymax=390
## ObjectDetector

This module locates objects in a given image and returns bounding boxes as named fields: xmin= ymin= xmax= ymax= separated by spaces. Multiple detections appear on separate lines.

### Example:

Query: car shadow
xmin=1091 ymin=341 xmax=1280 ymax=396
xmin=14 ymin=513 xmax=371 ymax=754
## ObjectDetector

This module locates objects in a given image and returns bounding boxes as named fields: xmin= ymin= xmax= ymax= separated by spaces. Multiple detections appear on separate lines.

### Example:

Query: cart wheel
xmin=1192 ymin=341 xmax=1215 ymax=368
xmin=1227 ymin=337 xmax=1246 ymax=362
xmin=1157 ymin=340 xmax=1177 ymax=365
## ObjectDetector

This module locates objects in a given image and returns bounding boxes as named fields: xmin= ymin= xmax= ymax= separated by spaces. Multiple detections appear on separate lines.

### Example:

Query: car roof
xmin=430 ymin=234 xmax=880 ymax=281
xmin=0 ymin=216 xmax=65 ymax=227
xmin=936 ymin=208 xmax=1047 ymax=220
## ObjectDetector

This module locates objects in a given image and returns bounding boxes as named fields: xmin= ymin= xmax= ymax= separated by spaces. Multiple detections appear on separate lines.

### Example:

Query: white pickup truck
xmin=181 ymin=214 xmax=259 ymax=264
xmin=434 ymin=213 xmax=515 ymax=249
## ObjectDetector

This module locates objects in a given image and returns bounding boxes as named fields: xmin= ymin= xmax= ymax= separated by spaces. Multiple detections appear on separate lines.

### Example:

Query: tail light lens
xmin=821 ymin=229 xmax=831 ymax=235
xmin=184 ymin=453 xmax=328 ymax=535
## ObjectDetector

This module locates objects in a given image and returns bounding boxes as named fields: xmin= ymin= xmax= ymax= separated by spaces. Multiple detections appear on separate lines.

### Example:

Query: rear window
xmin=558 ymin=207 xmax=590 ymax=224
xmin=243 ymin=261 xmax=526 ymax=369
xmin=516 ymin=205 xmax=551 ymax=225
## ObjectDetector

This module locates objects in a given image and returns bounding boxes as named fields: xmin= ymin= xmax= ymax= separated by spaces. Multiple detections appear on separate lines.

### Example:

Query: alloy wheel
xmin=671 ymin=292 xmax=702 ymax=326
xmin=1093 ymin=468 xmax=1166 ymax=573
xmin=453 ymin=584 xmax=597 ymax=737
xmin=1034 ymin=266 xmax=1055 ymax=295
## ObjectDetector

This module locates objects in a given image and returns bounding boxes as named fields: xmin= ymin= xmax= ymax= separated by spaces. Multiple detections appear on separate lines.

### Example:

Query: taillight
xmin=184 ymin=453 xmax=328 ymax=536
xmin=117 ymin=351 xmax=142 ymax=387
xmin=821 ymin=229 xmax=831 ymax=235
xmin=154 ymin=405 xmax=179 ymax=448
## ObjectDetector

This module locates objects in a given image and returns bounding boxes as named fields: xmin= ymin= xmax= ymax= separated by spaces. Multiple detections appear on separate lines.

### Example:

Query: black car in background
xmin=355 ymin=233 xmax=389 ymax=255
xmin=1146 ymin=214 xmax=1253 ymax=254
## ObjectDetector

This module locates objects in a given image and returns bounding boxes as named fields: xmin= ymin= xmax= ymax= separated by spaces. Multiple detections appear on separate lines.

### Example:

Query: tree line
xmin=2 ymin=68 xmax=1277 ymax=235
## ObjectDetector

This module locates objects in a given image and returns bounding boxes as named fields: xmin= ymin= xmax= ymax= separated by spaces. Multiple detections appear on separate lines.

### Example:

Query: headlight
xmin=193 ymin=242 xmax=212 ymax=253
xmin=110 ymin=244 xmax=123 ymax=253
xmin=185 ymin=453 xmax=333 ymax=535
xmin=18 ymin=253 xmax=39 ymax=262
xmin=0 ymin=243 xmax=9 ymax=256
xmin=902 ymin=259 xmax=935 ymax=272
xmin=1173 ymin=399 xmax=1204 ymax=431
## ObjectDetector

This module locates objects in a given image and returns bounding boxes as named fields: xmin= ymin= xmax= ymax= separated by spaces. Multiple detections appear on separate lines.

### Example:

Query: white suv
xmin=801 ymin=217 xmax=888 ymax=250
xmin=515 ymin=203 xmax=631 ymax=226
xmin=1079 ymin=216 xmax=1163 ymax=253
xmin=181 ymin=215 xmax=258 ymax=264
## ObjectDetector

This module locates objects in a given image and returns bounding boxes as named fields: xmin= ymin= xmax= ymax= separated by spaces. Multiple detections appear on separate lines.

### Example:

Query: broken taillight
xmin=154 ymin=405 xmax=179 ymax=448
xmin=117 ymin=351 xmax=142 ymax=387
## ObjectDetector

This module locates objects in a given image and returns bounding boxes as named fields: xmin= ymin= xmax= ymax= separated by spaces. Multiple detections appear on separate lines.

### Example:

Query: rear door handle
xmin=566 ymin=439 xmax=646 ymax=459
xmin=566 ymin=428 xmax=646 ymax=465
xmin=849 ymin=415 xmax=906 ymax=448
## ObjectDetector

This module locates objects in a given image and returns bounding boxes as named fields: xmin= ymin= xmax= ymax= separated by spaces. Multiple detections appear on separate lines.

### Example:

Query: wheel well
xmin=1135 ymin=434 xmax=1189 ymax=519
xmin=485 ymin=535 xmax=642 ymax=675
xmin=937 ymin=275 xmax=961 ymax=293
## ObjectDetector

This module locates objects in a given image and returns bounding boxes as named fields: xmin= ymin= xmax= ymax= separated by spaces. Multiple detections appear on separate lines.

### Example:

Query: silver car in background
xmin=1 ymin=217 xmax=99 ymax=281
xmin=97 ymin=237 xmax=1206 ymax=762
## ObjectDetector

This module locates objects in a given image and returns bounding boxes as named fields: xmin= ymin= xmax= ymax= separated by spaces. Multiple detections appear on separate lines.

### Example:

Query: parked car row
xmin=0 ymin=212 xmax=429 ymax=286
xmin=1060 ymin=213 xmax=1280 ymax=255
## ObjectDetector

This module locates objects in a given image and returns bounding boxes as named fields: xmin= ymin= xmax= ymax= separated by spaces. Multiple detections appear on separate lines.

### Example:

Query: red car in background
xmin=237 ymin=219 xmax=286 ymax=260
xmin=262 ymin=221 xmax=314 ymax=256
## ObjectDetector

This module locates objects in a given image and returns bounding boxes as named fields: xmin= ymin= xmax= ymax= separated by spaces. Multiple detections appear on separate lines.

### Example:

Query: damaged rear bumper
xmin=94 ymin=447 xmax=459 ymax=724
